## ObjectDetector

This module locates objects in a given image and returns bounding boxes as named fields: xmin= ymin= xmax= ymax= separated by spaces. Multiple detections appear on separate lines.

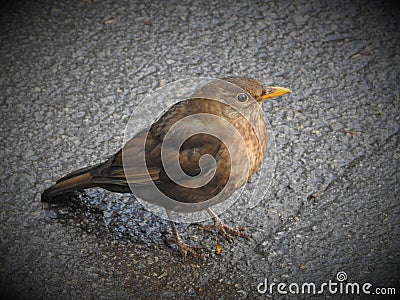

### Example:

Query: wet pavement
xmin=1 ymin=0 xmax=399 ymax=298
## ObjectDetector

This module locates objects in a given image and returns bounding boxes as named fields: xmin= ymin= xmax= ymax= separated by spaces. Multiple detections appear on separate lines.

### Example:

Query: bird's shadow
xmin=43 ymin=189 xmax=173 ymax=244
xmin=42 ymin=189 xmax=218 ymax=248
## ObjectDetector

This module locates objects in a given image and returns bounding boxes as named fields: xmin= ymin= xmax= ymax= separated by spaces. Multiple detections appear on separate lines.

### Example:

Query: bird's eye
xmin=237 ymin=93 xmax=248 ymax=102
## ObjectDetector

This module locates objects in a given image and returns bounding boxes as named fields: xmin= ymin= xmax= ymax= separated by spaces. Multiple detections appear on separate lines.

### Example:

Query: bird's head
xmin=222 ymin=76 xmax=291 ymax=103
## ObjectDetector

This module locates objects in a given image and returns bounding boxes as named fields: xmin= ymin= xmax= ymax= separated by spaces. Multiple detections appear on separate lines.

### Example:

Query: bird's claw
xmin=164 ymin=236 xmax=205 ymax=260
xmin=201 ymin=222 xmax=252 ymax=242
xmin=177 ymin=242 xmax=205 ymax=260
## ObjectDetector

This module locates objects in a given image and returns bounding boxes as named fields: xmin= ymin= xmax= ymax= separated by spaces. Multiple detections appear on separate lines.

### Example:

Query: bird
xmin=41 ymin=77 xmax=291 ymax=258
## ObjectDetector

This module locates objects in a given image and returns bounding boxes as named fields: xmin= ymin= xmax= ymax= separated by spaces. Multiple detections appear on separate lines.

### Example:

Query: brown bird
xmin=42 ymin=77 xmax=291 ymax=258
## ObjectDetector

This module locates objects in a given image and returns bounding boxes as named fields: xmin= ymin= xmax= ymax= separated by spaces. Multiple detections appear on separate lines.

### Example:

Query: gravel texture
xmin=1 ymin=0 xmax=399 ymax=299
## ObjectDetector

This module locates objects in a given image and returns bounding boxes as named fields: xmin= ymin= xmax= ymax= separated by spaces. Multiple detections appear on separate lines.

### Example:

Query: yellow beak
xmin=260 ymin=86 xmax=292 ymax=100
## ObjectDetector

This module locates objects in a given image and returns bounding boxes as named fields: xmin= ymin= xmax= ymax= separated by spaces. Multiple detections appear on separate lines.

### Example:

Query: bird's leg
xmin=201 ymin=208 xmax=251 ymax=241
xmin=165 ymin=209 xmax=204 ymax=259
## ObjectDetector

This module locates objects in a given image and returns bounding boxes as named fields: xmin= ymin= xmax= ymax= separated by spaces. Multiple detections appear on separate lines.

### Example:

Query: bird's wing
xmin=91 ymin=130 xmax=161 ymax=186
xmin=91 ymin=99 xmax=223 ymax=188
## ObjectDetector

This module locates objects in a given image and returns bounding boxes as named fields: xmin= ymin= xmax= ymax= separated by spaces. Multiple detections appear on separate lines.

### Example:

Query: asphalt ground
xmin=0 ymin=0 xmax=399 ymax=299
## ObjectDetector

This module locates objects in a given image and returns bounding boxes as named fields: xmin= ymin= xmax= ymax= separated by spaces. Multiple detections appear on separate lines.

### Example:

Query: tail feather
xmin=54 ymin=164 xmax=97 ymax=183
xmin=41 ymin=170 xmax=96 ymax=202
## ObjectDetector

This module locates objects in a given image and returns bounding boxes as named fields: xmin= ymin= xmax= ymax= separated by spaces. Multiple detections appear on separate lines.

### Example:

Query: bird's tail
xmin=41 ymin=166 xmax=97 ymax=202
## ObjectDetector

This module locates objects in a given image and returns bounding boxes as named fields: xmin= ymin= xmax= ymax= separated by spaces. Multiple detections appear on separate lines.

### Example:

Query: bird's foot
xmin=201 ymin=208 xmax=252 ymax=242
xmin=164 ymin=237 xmax=204 ymax=260
xmin=201 ymin=222 xmax=251 ymax=242
xmin=177 ymin=242 xmax=204 ymax=260
xmin=165 ymin=209 xmax=205 ymax=260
